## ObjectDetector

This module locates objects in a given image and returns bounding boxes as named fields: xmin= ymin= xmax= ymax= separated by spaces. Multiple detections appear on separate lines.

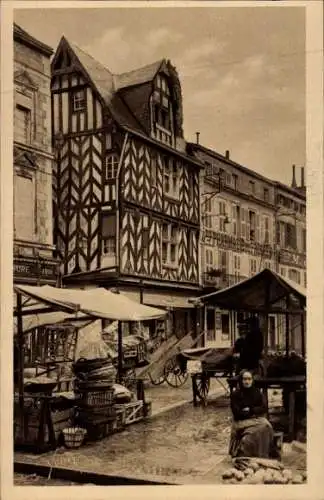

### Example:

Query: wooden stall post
xmin=16 ymin=291 xmax=25 ymax=439
xmin=117 ymin=321 xmax=123 ymax=384
xmin=285 ymin=295 xmax=290 ymax=358
xmin=263 ymin=279 xmax=271 ymax=355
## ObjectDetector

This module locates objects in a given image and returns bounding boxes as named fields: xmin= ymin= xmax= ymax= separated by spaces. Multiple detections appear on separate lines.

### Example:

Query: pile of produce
xmin=222 ymin=457 xmax=307 ymax=485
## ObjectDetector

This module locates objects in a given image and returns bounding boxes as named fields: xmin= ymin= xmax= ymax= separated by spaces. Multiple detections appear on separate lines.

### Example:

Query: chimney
xmin=291 ymin=164 xmax=297 ymax=188
xmin=301 ymin=166 xmax=305 ymax=188
xmin=196 ymin=132 xmax=200 ymax=145
xmin=225 ymin=150 xmax=230 ymax=159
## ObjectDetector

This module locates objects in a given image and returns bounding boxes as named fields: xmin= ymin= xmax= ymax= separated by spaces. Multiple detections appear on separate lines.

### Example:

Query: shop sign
xmin=14 ymin=258 xmax=57 ymax=281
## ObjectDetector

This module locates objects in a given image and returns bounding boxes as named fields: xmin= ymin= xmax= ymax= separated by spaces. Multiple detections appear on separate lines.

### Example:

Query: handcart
xmin=137 ymin=329 xmax=206 ymax=388
xmin=177 ymin=346 xmax=235 ymax=405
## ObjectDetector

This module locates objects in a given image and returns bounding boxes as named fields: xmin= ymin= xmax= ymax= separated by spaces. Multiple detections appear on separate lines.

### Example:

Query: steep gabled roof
xmin=58 ymin=38 xmax=145 ymax=131
xmin=115 ymin=60 xmax=163 ymax=90
xmin=68 ymin=40 xmax=115 ymax=105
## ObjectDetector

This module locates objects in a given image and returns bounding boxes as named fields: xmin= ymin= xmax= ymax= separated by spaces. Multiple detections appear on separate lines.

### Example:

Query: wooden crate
xmin=115 ymin=401 xmax=144 ymax=426
xmin=45 ymin=408 xmax=73 ymax=442
xmin=14 ymin=407 xmax=73 ymax=446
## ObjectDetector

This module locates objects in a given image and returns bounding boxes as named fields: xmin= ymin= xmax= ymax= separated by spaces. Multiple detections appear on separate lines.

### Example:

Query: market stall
xmin=186 ymin=268 xmax=306 ymax=442
xmin=14 ymin=285 xmax=166 ymax=452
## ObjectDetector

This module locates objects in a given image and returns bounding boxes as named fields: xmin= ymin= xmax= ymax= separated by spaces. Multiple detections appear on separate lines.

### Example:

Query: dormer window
xmin=151 ymin=73 xmax=174 ymax=146
xmin=72 ymin=89 xmax=86 ymax=112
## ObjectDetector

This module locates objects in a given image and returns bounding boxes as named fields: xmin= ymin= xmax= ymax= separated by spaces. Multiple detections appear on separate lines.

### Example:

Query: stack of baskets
xmin=73 ymin=358 xmax=117 ymax=441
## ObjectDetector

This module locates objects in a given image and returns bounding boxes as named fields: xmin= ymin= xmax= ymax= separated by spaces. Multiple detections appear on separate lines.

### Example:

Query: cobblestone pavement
xmin=14 ymin=382 xmax=305 ymax=485
xmin=15 ymin=395 xmax=232 ymax=484
xmin=145 ymin=377 xmax=228 ymax=414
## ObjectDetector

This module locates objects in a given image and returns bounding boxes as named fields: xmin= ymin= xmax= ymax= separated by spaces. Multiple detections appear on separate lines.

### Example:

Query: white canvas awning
xmin=14 ymin=285 xmax=167 ymax=321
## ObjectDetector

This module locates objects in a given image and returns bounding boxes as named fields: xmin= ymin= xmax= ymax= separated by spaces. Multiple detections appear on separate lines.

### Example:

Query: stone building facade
xmin=189 ymin=142 xmax=306 ymax=352
xmin=13 ymin=24 xmax=58 ymax=285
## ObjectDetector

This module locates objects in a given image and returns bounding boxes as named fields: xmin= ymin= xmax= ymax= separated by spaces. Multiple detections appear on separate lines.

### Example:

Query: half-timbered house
xmin=51 ymin=37 xmax=202 ymax=338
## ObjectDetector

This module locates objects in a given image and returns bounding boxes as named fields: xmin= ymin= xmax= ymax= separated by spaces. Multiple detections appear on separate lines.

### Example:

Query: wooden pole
xmin=17 ymin=291 xmax=25 ymax=439
xmin=285 ymin=295 xmax=290 ymax=357
xmin=264 ymin=280 xmax=270 ymax=354
xmin=117 ymin=321 xmax=123 ymax=383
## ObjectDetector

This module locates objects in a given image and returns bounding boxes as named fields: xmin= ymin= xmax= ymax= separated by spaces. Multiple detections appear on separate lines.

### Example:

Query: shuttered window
xmin=14 ymin=174 xmax=34 ymax=240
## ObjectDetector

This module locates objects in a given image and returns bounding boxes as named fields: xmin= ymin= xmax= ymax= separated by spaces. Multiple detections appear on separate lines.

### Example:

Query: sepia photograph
xmin=1 ymin=0 xmax=323 ymax=496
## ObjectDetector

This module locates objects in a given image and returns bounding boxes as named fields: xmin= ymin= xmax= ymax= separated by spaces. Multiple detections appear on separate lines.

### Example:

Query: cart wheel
xmin=148 ymin=372 xmax=165 ymax=386
xmin=195 ymin=374 xmax=210 ymax=405
xmin=164 ymin=356 xmax=188 ymax=388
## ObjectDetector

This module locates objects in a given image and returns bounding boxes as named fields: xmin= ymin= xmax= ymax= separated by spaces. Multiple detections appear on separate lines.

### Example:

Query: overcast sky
xmin=15 ymin=6 xmax=305 ymax=186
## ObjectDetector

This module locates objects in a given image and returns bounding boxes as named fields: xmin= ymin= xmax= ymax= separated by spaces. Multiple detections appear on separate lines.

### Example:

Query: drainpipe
xmin=115 ymin=132 xmax=129 ymax=273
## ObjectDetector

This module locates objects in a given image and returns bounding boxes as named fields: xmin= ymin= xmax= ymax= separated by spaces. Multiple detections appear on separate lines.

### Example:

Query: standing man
xmin=241 ymin=317 xmax=264 ymax=374
xmin=233 ymin=320 xmax=248 ymax=374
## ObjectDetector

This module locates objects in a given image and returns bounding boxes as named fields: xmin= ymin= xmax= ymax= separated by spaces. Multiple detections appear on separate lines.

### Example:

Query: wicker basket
xmin=62 ymin=427 xmax=87 ymax=449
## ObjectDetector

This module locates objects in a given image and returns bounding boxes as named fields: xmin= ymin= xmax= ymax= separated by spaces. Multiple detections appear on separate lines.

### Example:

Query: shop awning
xmin=196 ymin=268 xmax=306 ymax=313
xmin=14 ymin=285 xmax=167 ymax=321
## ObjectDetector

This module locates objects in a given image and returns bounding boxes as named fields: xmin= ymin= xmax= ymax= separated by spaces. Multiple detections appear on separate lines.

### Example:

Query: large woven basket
xmin=62 ymin=427 xmax=87 ymax=449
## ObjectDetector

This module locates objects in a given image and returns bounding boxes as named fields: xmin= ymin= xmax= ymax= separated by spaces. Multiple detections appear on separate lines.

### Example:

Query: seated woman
xmin=229 ymin=370 xmax=274 ymax=458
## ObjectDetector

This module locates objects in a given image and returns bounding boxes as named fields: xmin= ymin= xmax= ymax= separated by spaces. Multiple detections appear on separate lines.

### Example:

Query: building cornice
xmin=14 ymin=23 xmax=53 ymax=58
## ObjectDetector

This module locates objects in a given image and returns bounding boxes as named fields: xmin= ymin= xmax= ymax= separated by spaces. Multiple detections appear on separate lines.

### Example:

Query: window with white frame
xmin=241 ymin=207 xmax=247 ymax=239
xmin=288 ymin=268 xmax=301 ymax=285
xmin=161 ymin=223 xmax=178 ymax=266
xmin=263 ymin=188 xmax=269 ymax=203
xmin=219 ymin=249 xmax=228 ymax=275
xmin=264 ymin=216 xmax=270 ymax=244
xmin=205 ymin=248 xmax=214 ymax=273
xmin=105 ymin=154 xmax=119 ymax=180
xmin=249 ymin=258 xmax=257 ymax=276
xmin=204 ymin=197 xmax=212 ymax=229
xmin=233 ymin=254 xmax=241 ymax=281
xmin=248 ymin=210 xmax=256 ymax=241
xmin=219 ymin=201 xmax=227 ymax=233
xmin=72 ymin=89 xmax=86 ymax=112
xmin=280 ymin=267 xmax=286 ymax=277
xmin=163 ymin=157 xmax=179 ymax=198
xmin=102 ymin=214 xmax=116 ymax=255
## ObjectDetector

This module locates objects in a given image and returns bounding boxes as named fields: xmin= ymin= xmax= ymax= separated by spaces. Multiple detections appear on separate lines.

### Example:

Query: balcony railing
xmin=202 ymin=272 xmax=248 ymax=289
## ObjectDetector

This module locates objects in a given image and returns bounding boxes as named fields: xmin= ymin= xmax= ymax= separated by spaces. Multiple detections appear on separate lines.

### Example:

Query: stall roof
xmin=197 ymin=268 xmax=306 ymax=312
xmin=14 ymin=285 xmax=167 ymax=321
